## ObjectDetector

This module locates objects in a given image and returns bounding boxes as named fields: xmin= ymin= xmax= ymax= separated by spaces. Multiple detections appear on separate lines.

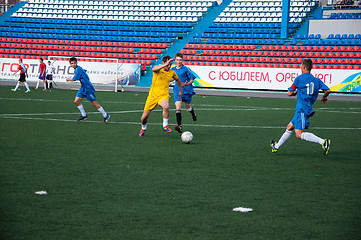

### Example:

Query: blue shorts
xmin=76 ymin=90 xmax=96 ymax=102
xmin=173 ymin=93 xmax=192 ymax=104
xmin=39 ymin=75 xmax=46 ymax=80
xmin=46 ymin=74 xmax=53 ymax=80
xmin=291 ymin=112 xmax=310 ymax=130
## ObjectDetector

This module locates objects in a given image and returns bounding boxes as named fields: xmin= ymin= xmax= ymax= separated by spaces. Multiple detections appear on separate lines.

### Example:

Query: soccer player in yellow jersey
xmin=139 ymin=56 xmax=183 ymax=137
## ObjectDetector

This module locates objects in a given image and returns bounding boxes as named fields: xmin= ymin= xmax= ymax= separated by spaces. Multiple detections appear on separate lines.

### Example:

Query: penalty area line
xmin=0 ymin=115 xmax=361 ymax=130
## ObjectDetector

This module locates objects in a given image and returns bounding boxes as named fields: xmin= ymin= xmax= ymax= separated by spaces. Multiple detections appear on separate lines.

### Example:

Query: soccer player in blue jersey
xmin=171 ymin=53 xmax=197 ymax=133
xmin=270 ymin=59 xmax=331 ymax=155
xmin=66 ymin=57 xmax=110 ymax=123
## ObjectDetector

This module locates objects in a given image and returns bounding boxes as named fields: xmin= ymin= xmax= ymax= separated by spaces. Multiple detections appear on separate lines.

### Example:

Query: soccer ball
xmin=181 ymin=131 xmax=193 ymax=144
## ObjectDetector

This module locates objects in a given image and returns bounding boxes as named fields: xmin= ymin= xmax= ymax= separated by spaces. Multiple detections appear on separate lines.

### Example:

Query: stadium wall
xmin=0 ymin=58 xmax=141 ymax=91
xmin=2 ymin=57 xmax=360 ymax=93
xmin=308 ymin=19 xmax=361 ymax=38
xmin=185 ymin=66 xmax=361 ymax=93
xmin=323 ymin=9 xmax=361 ymax=18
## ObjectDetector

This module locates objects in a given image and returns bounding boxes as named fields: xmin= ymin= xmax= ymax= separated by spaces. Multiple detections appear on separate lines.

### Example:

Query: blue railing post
xmin=281 ymin=0 xmax=291 ymax=39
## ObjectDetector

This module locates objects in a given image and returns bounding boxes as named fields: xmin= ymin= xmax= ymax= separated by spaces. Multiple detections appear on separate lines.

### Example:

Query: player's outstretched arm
xmin=321 ymin=89 xmax=331 ymax=104
xmin=66 ymin=78 xmax=74 ymax=82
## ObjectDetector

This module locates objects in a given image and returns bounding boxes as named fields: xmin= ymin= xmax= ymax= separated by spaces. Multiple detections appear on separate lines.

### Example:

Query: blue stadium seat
xmin=315 ymin=39 xmax=323 ymax=45
xmin=341 ymin=34 xmax=348 ymax=39
xmin=265 ymin=39 xmax=273 ymax=45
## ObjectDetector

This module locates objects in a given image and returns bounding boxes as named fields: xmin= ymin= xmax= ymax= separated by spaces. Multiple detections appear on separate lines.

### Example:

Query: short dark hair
xmin=302 ymin=58 xmax=313 ymax=71
xmin=69 ymin=57 xmax=77 ymax=63
xmin=39 ymin=58 xmax=43 ymax=62
xmin=162 ymin=56 xmax=171 ymax=63
xmin=175 ymin=53 xmax=183 ymax=59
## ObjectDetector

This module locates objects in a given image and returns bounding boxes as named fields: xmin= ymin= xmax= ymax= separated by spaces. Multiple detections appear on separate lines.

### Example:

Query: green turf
xmin=0 ymin=85 xmax=360 ymax=240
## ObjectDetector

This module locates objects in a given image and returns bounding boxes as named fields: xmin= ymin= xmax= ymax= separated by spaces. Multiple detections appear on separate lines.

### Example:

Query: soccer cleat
xmin=11 ymin=89 xmax=16 ymax=92
xmin=175 ymin=125 xmax=183 ymax=133
xmin=77 ymin=115 xmax=88 ymax=121
xmin=322 ymin=139 xmax=331 ymax=156
xmin=139 ymin=129 xmax=145 ymax=137
xmin=270 ymin=140 xmax=278 ymax=153
xmin=33 ymin=87 xmax=38 ymax=90
xmin=43 ymin=89 xmax=47 ymax=91
xmin=103 ymin=114 xmax=110 ymax=123
xmin=163 ymin=126 xmax=172 ymax=133
xmin=192 ymin=113 xmax=197 ymax=121
xmin=25 ymin=89 xmax=30 ymax=93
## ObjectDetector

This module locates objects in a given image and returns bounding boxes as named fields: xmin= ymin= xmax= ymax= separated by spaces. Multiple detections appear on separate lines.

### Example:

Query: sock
xmin=35 ymin=80 xmax=40 ymax=89
xmin=14 ymin=83 xmax=20 ymax=91
xmin=43 ymin=81 xmax=47 ymax=89
xmin=275 ymin=130 xmax=292 ymax=149
xmin=141 ymin=124 xmax=147 ymax=130
xmin=301 ymin=132 xmax=324 ymax=145
xmin=77 ymin=104 xmax=87 ymax=117
xmin=49 ymin=81 xmax=53 ymax=89
xmin=176 ymin=110 xmax=182 ymax=126
xmin=163 ymin=118 xmax=168 ymax=128
xmin=24 ymin=82 xmax=30 ymax=91
xmin=187 ymin=106 xmax=195 ymax=117
xmin=97 ymin=106 xmax=107 ymax=118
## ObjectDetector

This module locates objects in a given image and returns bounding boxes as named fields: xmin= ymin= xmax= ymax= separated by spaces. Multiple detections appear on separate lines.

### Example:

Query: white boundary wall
xmin=308 ymin=19 xmax=361 ymax=38
xmin=0 ymin=57 xmax=141 ymax=91
xmin=187 ymin=66 xmax=361 ymax=93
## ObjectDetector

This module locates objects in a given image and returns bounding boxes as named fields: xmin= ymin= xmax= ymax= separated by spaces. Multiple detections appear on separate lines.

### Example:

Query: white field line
xmin=0 ymin=97 xmax=145 ymax=105
xmin=1 ymin=107 xmax=361 ymax=118
xmin=1 ymin=97 xmax=361 ymax=112
xmin=0 ymin=110 xmax=145 ymax=116
xmin=1 ymin=115 xmax=361 ymax=130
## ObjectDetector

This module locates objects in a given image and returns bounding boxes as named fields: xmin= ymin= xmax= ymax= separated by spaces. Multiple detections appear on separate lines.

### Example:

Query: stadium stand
xmin=188 ymin=0 xmax=319 ymax=45
xmin=0 ymin=0 xmax=359 ymax=71
xmin=181 ymin=0 xmax=360 ymax=69
xmin=0 ymin=0 xmax=219 ymax=67
xmin=10 ymin=0 xmax=215 ymax=21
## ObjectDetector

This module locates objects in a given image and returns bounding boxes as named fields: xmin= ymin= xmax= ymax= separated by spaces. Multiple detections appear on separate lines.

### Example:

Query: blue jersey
xmin=73 ymin=66 xmax=95 ymax=94
xmin=288 ymin=73 xmax=329 ymax=117
xmin=171 ymin=65 xmax=195 ymax=96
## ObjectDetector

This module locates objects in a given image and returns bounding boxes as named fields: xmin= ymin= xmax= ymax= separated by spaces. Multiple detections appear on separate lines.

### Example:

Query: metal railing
xmin=0 ymin=0 xmax=20 ymax=15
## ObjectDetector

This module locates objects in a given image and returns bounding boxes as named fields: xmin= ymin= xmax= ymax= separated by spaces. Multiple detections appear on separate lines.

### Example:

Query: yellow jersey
xmin=148 ymin=68 xmax=179 ymax=97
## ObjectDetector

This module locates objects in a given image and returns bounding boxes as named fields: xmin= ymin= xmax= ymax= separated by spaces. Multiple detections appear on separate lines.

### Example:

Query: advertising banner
xmin=186 ymin=66 xmax=361 ymax=93
xmin=0 ymin=58 xmax=141 ymax=87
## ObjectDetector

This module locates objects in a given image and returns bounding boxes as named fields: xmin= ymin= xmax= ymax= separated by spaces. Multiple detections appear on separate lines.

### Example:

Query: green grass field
xmin=0 ymin=85 xmax=360 ymax=240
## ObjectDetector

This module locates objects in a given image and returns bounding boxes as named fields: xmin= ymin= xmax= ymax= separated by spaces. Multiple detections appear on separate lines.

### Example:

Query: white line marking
xmin=0 ymin=97 xmax=145 ymax=105
xmin=0 ymin=110 xmax=145 ymax=117
xmin=1 ymin=97 xmax=361 ymax=112
xmin=1 ymin=115 xmax=360 ymax=130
